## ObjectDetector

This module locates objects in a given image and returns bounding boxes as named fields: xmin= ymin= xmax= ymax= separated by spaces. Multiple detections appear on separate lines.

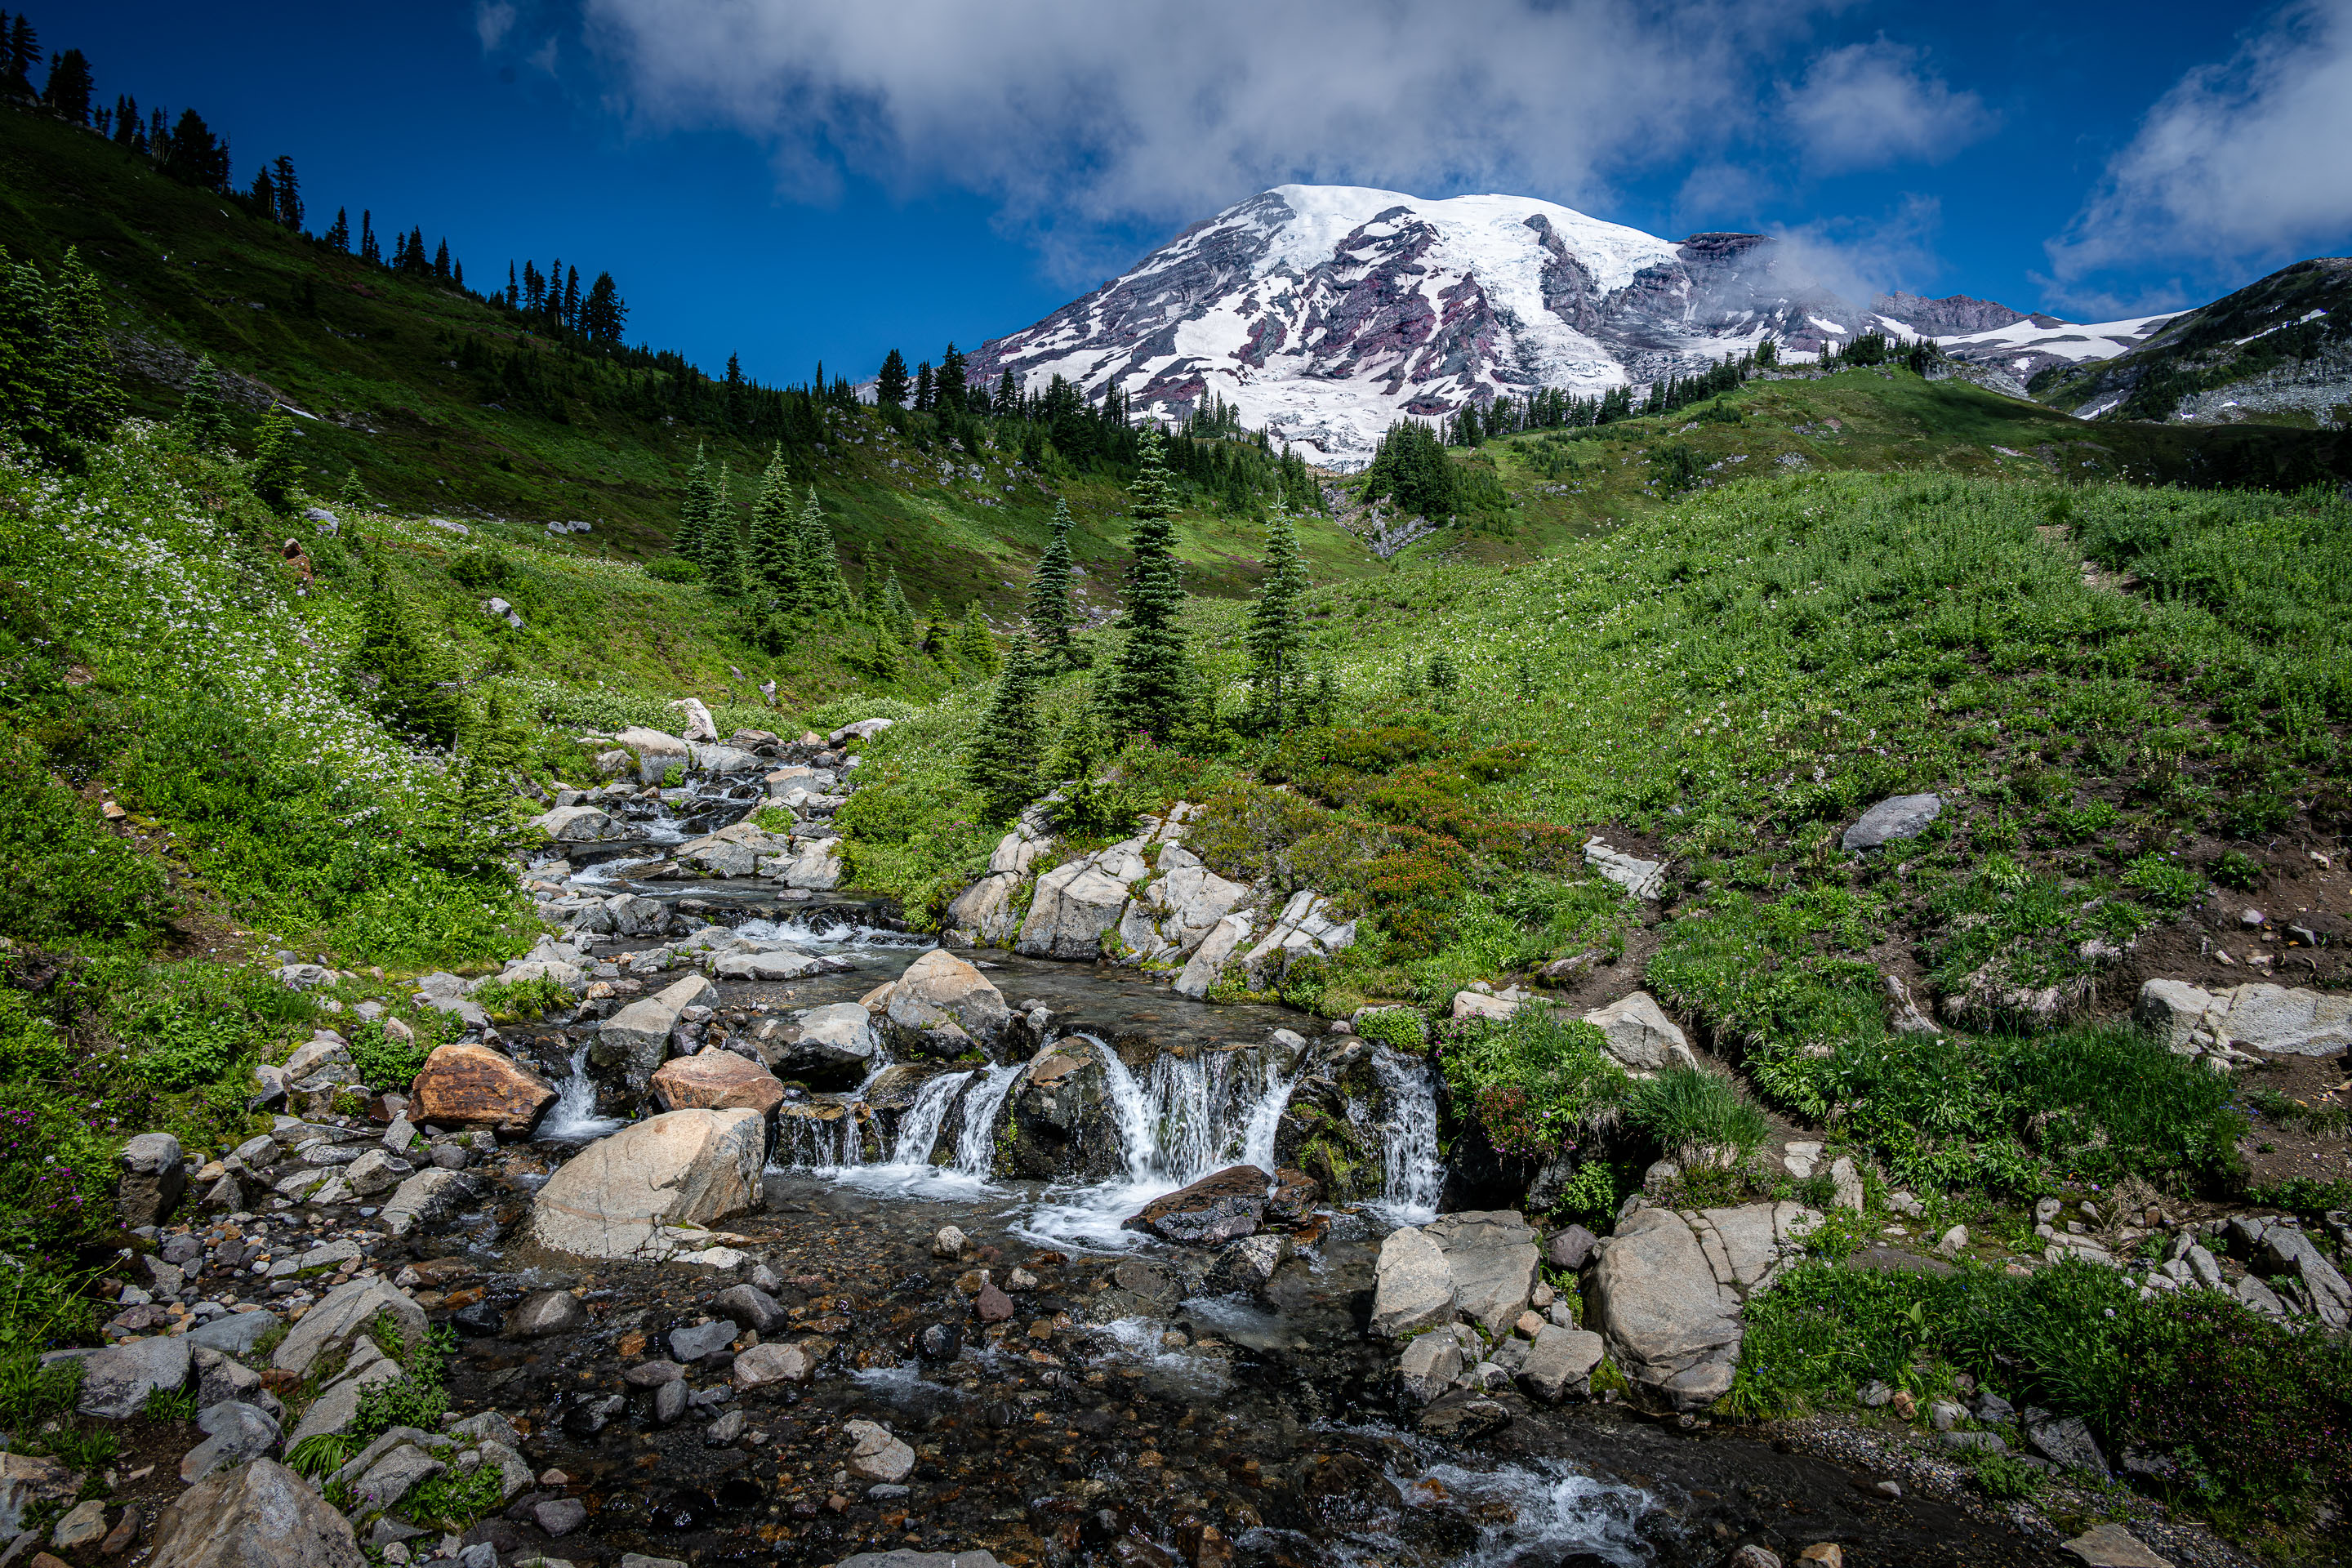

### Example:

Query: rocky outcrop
xmin=676 ymin=821 xmax=793 ymax=879
xmin=1018 ymin=840 xmax=1151 ymax=959
xmin=75 ymin=1333 xmax=192 ymax=1419
xmin=2136 ymin=978 xmax=2352 ymax=1063
xmin=1584 ymin=839 xmax=1664 ymax=899
xmin=1115 ymin=844 xmax=1249 ymax=965
xmin=614 ymin=725 xmax=691 ymax=785
xmin=148 ymin=1459 xmax=367 ymax=1568
xmin=407 ymin=1044 xmax=556 ymax=1134
xmin=1238 ymin=891 xmax=1356 ymax=991
xmin=1173 ymin=913 xmax=1256 ymax=1000
xmin=531 ymin=1108 xmax=765 ymax=1259
xmin=650 ymin=1051 xmax=787 ymax=1115
xmin=529 ymin=804 xmax=618 ymax=842
xmin=274 ymin=1277 xmax=428 ymax=1379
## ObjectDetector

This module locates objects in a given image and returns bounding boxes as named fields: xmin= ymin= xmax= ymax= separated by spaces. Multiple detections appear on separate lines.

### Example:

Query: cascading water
xmin=889 ymin=1071 xmax=975 ymax=1165
xmin=950 ymin=1064 xmax=1025 ymax=1175
xmin=1021 ymin=1036 xmax=1298 ymax=1252
xmin=537 ymin=1044 xmax=624 ymax=1142
xmin=1371 ymin=1045 xmax=1445 ymax=1223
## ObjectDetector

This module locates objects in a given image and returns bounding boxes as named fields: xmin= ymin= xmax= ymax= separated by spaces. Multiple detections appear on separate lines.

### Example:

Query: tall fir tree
xmin=323 ymin=207 xmax=349 ymax=252
xmin=937 ymin=343 xmax=968 ymax=415
xmin=799 ymin=488 xmax=851 ymax=621
xmin=857 ymin=550 xmax=889 ymax=628
xmin=1025 ymin=500 xmax=1077 ymax=668
xmin=875 ymin=348 xmax=909 ymax=409
xmin=173 ymin=355 xmax=234 ymax=450
xmin=962 ymin=636 xmax=1042 ymax=822
xmin=1245 ymin=506 xmax=1311 ymax=730
xmin=359 ymin=210 xmax=378 ymax=266
xmin=1101 ymin=431 xmax=1191 ymax=742
xmin=271 ymin=154 xmax=302 ymax=230
xmin=702 ymin=466 xmax=742 ymax=590
xmin=912 ymin=361 xmax=933 ymax=413
xmin=672 ymin=443 xmax=715 ymax=565
xmin=43 ymin=248 xmax=126 ymax=443
xmin=748 ymin=447 xmax=795 ymax=597
xmin=953 ymin=602 xmax=1000 ymax=676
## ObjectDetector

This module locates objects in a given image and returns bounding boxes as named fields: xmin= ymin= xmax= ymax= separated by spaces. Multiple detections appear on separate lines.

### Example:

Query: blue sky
xmin=71 ymin=2 xmax=2352 ymax=386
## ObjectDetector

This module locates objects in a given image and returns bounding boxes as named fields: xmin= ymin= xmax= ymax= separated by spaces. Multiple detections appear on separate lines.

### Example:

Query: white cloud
xmin=581 ymin=0 xmax=1830 ymax=279
xmin=475 ymin=2 xmax=518 ymax=52
xmin=2049 ymin=0 xmax=2352 ymax=287
xmin=1760 ymin=195 xmax=1946 ymax=305
xmin=1779 ymin=40 xmax=1993 ymax=173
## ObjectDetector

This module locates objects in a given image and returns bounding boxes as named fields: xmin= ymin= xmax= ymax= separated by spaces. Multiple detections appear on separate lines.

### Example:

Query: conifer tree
xmin=1245 ymin=506 xmax=1311 ymax=730
xmin=875 ymin=349 xmax=908 ymax=409
xmin=359 ymin=211 xmax=378 ymax=266
xmin=883 ymin=571 xmax=918 ymax=645
xmin=1101 ymin=431 xmax=1191 ymax=742
xmin=2 ymin=16 xmax=34 ymax=98
xmin=857 ymin=550 xmax=889 ymax=628
xmin=937 ymin=343 xmax=968 ymax=415
xmin=702 ymin=466 xmax=743 ymax=590
xmin=41 ymin=49 xmax=93 ymax=124
xmin=324 ymin=207 xmax=349 ymax=252
xmin=336 ymin=466 xmax=371 ymax=512
xmin=672 ymin=443 xmax=715 ymax=565
xmin=912 ymin=361 xmax=933 ymax=412
xmin=963 ymin=636 xmax=1042 ymax=822
xmin=173 ymin=355 xmax=234 ymax=450
xmin=44 ymin=248 xmax=126 ymax=442
xmin=996 ymin=368 xmax=1018 ymax=417
xmin=351 ymin=551 xmax=466 ymax=748
xmin=798 ymin=488 xmax=852 ymax=621
xmin=748 ymin=447 xmax=795 ymax=596
xmin=1026 ymin=500 xmax=1077 ymax=667
xmin=953 ymin=602 xmax=1000 ymax=676
xmin=247 ymin=404 xmax=301 ymax=512
xmin=272 ymin=155 xmax=302 ymax=230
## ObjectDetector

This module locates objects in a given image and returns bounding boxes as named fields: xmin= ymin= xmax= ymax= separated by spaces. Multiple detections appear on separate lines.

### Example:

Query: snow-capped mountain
xmin=971 ymin=185 xmax=2000 ymax=466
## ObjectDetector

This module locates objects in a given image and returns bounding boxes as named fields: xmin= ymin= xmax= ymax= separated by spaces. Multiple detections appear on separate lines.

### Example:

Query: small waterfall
xmin=949 ymin=1063 xmax=1025 ymax=1175
xmin=776 ymin=1102 xmax=866 ymax=1169
xmin=1372 ymin=1045 xmax=1445 ymax=1221
xmin=537 ymin=1044 xmax=624 ymax=1142
xmin=1093 ymin=1038 xmax=1295 ymax=1185
xmin=889 ymin=1071 xmax=974 ymax=1164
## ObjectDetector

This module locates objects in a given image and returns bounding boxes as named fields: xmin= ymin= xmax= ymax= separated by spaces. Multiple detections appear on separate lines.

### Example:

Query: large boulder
xmin=274 ymin=1277 xmax=428 ymax=1379
xmin=616 ymin=726 xmax=691 ymax=785
xmin=1123 ymin=1165 xmax=1270 ymax=1245
xmin=1114 ymin=847 xmax=1250 ymax=966
xmin=377 ymin=1169 xmax=474 ymax=1237
xmin=528 ymin=804 xmax=617 ymax=843
xmin=670 ymin=697 xmax=719 ymax=742
xmin=530 ymin=1108 xmax=765 ymax=1258
xmin=1370 ymin=1227 xmax=1455 ymax=1339
xmin=774 ymin=836 xmax=844 ymax=890
xmin=768 ymin=1002 xmax=883 ymax=1088
xmin=998 ymin=1037 xmax=1116 ymax=1181
xmin=1588 ymin=1207 xmax=1742 ymax=1411
xmin=147 ymin=1459 xmax=367 ymax=1568
xmin=1581 ymin=993 xmax=1698 ymax=1073
xmin=884 ymin=950 xmax=1013 ymax=1057
xmin=651 ymin=1051 xmax=786 ymax=1116
xmin=117 ymin=1132 xmax=186 ymax=1228
xmin=594 ymin=973 xmax=718 ymax=1089
xmin=408 ymin=1044 xmax=556 ymax=1134
xmin=1517 ymin=1325 xmax=1607 ymax=1402
xmin=1017 ymin=841 xmax=1149 ymax=960
xmin=1422 ymin=1211 xmax=1541 ymax=1335
xmin=75 ymin=1333 xmax=192 ymax=1419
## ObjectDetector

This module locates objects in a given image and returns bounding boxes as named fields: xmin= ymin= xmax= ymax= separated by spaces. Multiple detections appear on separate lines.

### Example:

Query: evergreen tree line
xmin=0 ymin=244 xmax=124 ymax=465
xmin=964 ymin=433 xmax=1330 ymax=821
xmin=1359 ymin=419 xmax=1509 ymax=521
xmin=1819 ymin=329 xmax=1944 ymax=376
xmin=1441 ymin=345 xmax=1774 ymax=445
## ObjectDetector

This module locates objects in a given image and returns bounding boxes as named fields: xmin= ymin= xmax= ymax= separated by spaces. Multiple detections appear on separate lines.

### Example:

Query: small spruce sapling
xmin=952 ymin=603 xmax=1000 ymax=676
xmin=964 ymin=637 xmax=1044 ymax=822
xmin=247 ymin=404 xmax=303 ymax=513
xmin=173 ymin=355 xmax=236 ymax=451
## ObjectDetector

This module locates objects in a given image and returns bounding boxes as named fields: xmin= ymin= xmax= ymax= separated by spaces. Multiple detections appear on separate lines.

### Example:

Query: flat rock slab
xmin=530 ymin=1108 xmax=764 ymax=1259
xmin=1370 ymin=1227 xmax=1456 ymax=1339
xmin=1123 ymin=1165 xmax=1269 ymax=1245
xmin=76 ymin=1334 xmax=191 ymax=1419
xmin=1842 ymin=793 xmax=1941 ymax=852
xmin=274 ymin=1278 xmax=425 ymax=1379
xmin=2063 ymin=1525 xmax=2172 ymax=1566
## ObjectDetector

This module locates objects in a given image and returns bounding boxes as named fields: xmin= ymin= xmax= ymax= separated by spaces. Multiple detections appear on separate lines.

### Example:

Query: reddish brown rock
xmin=975 ymin=1282 xmax=1015 ymax=1322
xmin=649 ymin=1051 xmax=786 ymax=1116
xmin=1122 ymin=1165 xmax=1269 ymax=1245
xmin=1267 ymin=1167 xmax=1323 ymax=1227
xmin=408 ymin=1043 xmax=556 ymax=1134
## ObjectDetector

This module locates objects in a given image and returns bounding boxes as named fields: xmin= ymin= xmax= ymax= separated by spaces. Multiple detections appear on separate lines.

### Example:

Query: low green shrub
xmin=350 ymin=1021 xmax=432 ymax=1091
xmin=1437 ymin=1003 xmax=1627 ymax=1158
xmin=468 ymin=975 xmax=570 ymax=1022
xmin=402 ymin=1461 xmax=506 ymax=1530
